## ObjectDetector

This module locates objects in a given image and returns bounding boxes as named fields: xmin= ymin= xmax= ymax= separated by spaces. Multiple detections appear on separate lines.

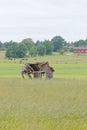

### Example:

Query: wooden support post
xmin=33 ymin=71 xmax=42 ymax=78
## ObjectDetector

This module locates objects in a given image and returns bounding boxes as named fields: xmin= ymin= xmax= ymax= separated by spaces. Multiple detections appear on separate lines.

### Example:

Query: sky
xmin=0 ymin=0 xmax=87 ymax=42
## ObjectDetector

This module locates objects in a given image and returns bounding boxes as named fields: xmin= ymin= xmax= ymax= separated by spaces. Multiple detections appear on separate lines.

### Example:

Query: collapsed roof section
xmin=21 ymin=62 xmax=54 ymax=79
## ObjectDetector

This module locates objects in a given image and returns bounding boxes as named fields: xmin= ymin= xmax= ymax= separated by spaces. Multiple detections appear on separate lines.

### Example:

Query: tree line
xmin=0 ymin=36 xmax=87 ymax=58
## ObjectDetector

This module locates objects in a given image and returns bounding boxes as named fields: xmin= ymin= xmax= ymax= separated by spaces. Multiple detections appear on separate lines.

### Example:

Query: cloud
xmin=0 ymin=0 xmax=87 ymax=42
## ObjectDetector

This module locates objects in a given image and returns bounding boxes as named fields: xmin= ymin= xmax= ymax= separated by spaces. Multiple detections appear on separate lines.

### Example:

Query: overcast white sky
xmin=0 ymin=0 xmax=87 ymax=42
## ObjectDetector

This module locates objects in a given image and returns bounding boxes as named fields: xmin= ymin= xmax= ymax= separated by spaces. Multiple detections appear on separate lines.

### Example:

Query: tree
xmin=37 ymin=44 xmax=46 ymax=56
xmin=5 ymin=42 xmax=18 ymax=58
xmin=5 ymin=42 xmax=27 ymax=58
xmin=17 ymin=43 xmax=27 ymax=58
xmin=43 ymin=40 xmax=54 ymax=55
xmin=21 ymin=38 xmax=34 ymax=50
xmin=29 ymin=46 xmax=37 ymax=57
xmin=0 ymin=41 xmax=2 ymax=48
xmin=0 ymin=41 xmax=3 ymax=50
xmin=51 ymin=36 xmax=66 ymax=52
xmin=73 ymin=39 xmax=86 ymax=47
xmin=3 ymin=40 xmax=14 ymax=48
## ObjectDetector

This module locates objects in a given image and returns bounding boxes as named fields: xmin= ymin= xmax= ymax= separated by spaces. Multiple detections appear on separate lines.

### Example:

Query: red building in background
xmin=74 ymin=47 xmax=87 ymax=54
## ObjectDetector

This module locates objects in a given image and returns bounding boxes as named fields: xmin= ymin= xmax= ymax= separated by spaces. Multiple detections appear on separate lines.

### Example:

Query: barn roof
xmin=75 ymin=47 xmax=87 ymax=49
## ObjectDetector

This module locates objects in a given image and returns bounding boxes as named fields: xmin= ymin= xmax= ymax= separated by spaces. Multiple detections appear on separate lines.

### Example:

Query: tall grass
xmin=1 ymin=51 xmax=87 ymax=129
xmin=0 ymin=78 xmax=87 ymax=130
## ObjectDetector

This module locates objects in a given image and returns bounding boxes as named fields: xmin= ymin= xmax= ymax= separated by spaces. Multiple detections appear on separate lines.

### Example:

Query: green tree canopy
xmin=73 ymin=40 xmax=86 ymax=47
xmin=29 ymin=46 xmax=37 ymax=57
xmin=51 ymin=36 xmax=66 ymax=52
xmin=5 ymin=42 xmax=18 ymax=58
xmin=16 ymin=43 xmax=27 ymax=58
xmin=37 ymin=44 xmax=46 ymax=56
xmin=5 ymin=42 xmax=27 ymax=58
xmin=21 ymin=38 xmax=34 ymax=50
xmin=43 ymin=40 xmax=54 ymax=55
xmin=0 ymin=41 xmax=2 ymax=48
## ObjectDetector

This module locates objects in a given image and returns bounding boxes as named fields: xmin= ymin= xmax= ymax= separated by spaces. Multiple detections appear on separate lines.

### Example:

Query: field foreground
xmin=0 ymin=78 xmax=87 ymax=130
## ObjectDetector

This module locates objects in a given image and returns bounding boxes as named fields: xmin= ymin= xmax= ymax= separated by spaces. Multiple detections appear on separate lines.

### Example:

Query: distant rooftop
xmin=75 ymin=47 xmax=87 ymax=49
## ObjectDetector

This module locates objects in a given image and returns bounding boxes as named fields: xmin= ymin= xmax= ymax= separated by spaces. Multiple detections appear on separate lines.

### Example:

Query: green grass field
xmin=0 ymin=79 xmax=87 ymax=130
xmin=0 ymin=63 xmax=87 ymax=80
xmin=0 ymin=51 xmax=87 ymax=130
xmin=1 ymin=51 xmax=87 ymax=79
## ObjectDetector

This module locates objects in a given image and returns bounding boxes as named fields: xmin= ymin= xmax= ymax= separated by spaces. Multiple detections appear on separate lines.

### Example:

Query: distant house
xmin=74 ymin=47 xmax=87 ymax=54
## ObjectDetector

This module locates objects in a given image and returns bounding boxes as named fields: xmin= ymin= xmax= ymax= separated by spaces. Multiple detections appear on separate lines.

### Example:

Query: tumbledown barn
xmin=21 ymin=62 xmax=54 ymax=79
